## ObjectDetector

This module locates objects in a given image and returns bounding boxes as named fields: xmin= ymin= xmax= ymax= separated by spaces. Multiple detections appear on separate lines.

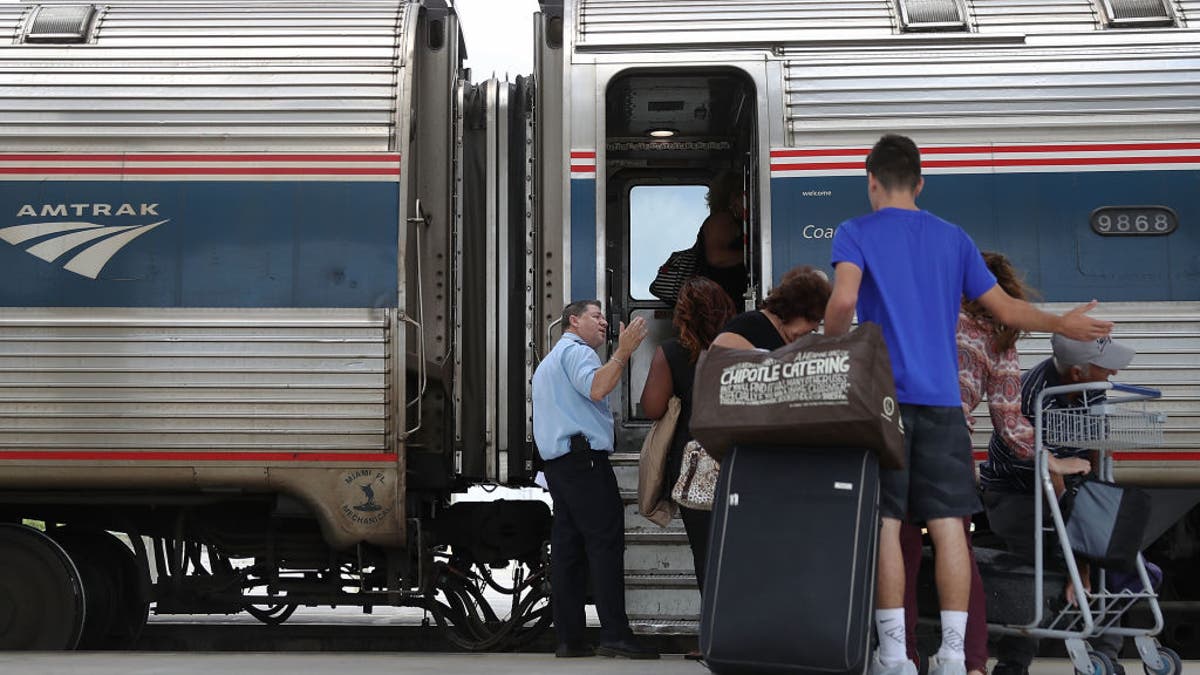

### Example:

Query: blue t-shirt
xmin=531 ymin=333 xmax=615 ymax=460
xmin=830 ymin=208 xmax=997 ymax=407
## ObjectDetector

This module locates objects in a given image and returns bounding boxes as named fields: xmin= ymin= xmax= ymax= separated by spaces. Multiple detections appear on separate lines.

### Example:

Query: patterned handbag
xmin=671 ymin=440 xmax=720 ymax=511
xmin=648 ymin=243 xmax=701 ymax=305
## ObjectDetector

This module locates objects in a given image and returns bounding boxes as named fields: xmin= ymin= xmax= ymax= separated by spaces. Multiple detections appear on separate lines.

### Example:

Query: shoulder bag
xmin=672 ymin=440 xmax=720 ymax=511
xmin=637 ymin=397 xmax=680 ymax=527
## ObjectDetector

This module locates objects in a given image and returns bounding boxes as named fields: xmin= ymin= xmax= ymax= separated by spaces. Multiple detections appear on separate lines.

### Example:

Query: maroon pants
xmin=901 ymin=518 xmax=988 ymax=673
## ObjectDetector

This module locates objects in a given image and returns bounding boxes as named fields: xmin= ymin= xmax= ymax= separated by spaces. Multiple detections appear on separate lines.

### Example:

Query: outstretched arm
xmin=824 ymin=262 xmax=862 ymax=337
xmin=975 ymin=287 xmax=1113 ymax=341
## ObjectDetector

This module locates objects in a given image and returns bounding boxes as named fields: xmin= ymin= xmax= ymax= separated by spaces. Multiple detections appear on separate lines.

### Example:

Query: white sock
xmin=936 ymin=610 xmax=968 ymax=662
xmin=875 ymin=607 xmax=907 ymax=666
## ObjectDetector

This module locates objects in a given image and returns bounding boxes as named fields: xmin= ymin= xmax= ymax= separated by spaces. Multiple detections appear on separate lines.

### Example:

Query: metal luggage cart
xmin=991 ymin=381 xmax=1179 ymax=675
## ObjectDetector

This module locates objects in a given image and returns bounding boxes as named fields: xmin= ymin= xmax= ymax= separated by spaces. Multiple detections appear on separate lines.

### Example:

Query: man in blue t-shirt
xmin=824 ymin=134 xmax=1115 ymax=675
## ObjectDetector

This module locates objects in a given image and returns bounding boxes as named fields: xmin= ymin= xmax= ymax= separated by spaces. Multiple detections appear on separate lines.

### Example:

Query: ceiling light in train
xmin=648 ymin=128 xmax=677 ymax=138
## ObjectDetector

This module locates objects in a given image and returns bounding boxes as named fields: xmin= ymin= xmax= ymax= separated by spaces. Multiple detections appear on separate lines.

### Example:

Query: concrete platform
xmin=1 ymin=653 xmax=1192 ymax=675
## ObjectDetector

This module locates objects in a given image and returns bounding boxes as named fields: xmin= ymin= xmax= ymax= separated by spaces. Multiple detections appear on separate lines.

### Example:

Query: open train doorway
xmin=601 ymin=68 xmax=760 ymax=438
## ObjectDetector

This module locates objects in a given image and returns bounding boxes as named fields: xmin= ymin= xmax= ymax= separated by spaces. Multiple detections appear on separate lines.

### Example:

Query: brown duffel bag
xmin=690 ymin=322 xmax=905 ymax=468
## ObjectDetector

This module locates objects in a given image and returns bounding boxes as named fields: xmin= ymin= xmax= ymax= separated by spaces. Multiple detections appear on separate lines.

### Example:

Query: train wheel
xmin=0 ymin=523 xmax=85 ymax=650
xmin=50 ymin=529 xmax=150 ymax=649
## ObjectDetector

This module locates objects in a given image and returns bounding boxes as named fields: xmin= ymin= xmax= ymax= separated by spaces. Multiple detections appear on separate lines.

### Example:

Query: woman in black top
xmin=697 ymin=172 xmax=748 ymax=308
xmin=712 ymin=265 xmax=831 ymax=351
xmin=640 ymin=277 xmax=736 ymax=598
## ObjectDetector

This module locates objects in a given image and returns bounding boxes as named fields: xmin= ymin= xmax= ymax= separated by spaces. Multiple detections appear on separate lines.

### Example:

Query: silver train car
xmin=531 ymin=0 xmax=1200 ymax=647
xmin=0 ymin=0 xmax=548 ymax=650
xmin=3 ymin=0 xmax=1200 ymax=656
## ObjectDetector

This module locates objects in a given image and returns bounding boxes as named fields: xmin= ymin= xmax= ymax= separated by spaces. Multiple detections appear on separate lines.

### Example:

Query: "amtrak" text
xmin=16 ymin=203 xmax=160 ymax=217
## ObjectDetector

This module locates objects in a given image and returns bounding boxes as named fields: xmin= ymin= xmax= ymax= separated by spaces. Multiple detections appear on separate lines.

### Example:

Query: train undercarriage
xmin=0 ymin=493 xmax=552 ymax=651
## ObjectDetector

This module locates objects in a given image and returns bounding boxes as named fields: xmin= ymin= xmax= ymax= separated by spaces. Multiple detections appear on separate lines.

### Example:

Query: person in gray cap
xmin=979 ymin=334 xmax=1136 ymax=675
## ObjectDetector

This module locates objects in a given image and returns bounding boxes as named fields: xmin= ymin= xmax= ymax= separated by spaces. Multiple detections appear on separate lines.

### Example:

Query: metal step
xmin=610 ymin=453 xmax=702 ymax=621
xmin=625 ymin=536 xmax=696 ymax=573
xmin=629 ymin=618 xmax=701 ymax=635
xmin=611 ymin=459 xmax=640 ymax=493
xmin=623 ymin=572 xmax=701 ymax=620
xmin=621 ymin=489 xmax=684 ymax=531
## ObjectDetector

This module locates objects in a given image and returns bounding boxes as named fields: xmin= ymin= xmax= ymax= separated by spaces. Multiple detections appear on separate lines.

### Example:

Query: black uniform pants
xmin=543 ymin=449 xmax=632 ymax=646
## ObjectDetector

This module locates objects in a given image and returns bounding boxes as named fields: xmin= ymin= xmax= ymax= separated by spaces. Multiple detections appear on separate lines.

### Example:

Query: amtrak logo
xmin=1 ymin=202 xmax=167 ymax=279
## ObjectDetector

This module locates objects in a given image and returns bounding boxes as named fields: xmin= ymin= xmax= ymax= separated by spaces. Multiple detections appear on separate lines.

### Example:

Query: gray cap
xmin=1051 ymin=334 xmax=1135 ymax=371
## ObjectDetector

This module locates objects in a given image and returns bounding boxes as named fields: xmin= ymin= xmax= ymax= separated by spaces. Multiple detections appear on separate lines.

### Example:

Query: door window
xmin=628 ymin=184 xmax=708 ymax=300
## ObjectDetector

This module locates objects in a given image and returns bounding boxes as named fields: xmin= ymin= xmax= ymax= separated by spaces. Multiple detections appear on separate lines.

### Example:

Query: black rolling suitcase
xmin=700 ymin=445 xmax=880 ymax=675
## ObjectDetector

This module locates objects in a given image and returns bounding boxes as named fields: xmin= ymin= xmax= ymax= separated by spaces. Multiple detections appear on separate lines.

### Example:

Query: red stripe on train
xmin=769 ymin=142 xmax=1200 ymax=158
xmin=771 ymin=156 xmax=1200 ymax=172
xmin=0 ymin=451 xmax=399 ymax=463
xmin=0 ymin=154 xmax=400 ymax=163
xmin=570 ymin=151 xmax=596 ymax=159
xmin=972 ymin=451 xmax=1200 ymax=462
xmin=0 ymin=167 xmax=402 ymax=176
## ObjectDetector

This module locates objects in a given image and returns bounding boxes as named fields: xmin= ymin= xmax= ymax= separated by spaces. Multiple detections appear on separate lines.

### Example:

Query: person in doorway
xmin=711 ymin=265 xmax=830 ymax=351
xmin=900 ymin=251 xmax=1036 ymax=675
xmin=698 ymin=171 xmax=749 ymax=309
xmin=823 ymin=133 xmax=1114 ymax=675
xmin=980 ymin=334 xmax=1137 ymax=675
xmin=641 ymin=276 xmax=737 ymax=598
xmin=531 ymin=301 xmax=659 ymax=660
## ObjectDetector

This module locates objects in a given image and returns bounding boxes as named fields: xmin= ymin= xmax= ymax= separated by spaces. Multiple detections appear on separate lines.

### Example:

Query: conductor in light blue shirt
xmin=532 ymin=300 xmax=658 ymax=660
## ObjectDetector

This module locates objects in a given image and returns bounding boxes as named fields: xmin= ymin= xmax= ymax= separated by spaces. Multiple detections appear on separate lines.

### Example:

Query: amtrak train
xmin=0 ymin=0 xmax=1198 ymax=655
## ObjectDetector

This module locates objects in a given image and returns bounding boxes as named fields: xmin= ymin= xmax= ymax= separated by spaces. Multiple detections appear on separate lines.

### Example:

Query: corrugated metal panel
xmin=0 ymin=308 xmax=393 ymax=455
xmin=970 ymin=0 xmax=1101 ymax=33
xmin=1180 ymin=0 xmax=1200 ymax=25
xmin=969 ymin=302 xmax=1200 ymax=460
xmin=575 ymin=0 xmax=1131 ymax=48
xmin=0 ymin=1 xmax=409 ymax=150
xmin=784 ymin=43 xmax=1200 ymax=145
xmin=576 ymin=0 xmax=898 ymax=48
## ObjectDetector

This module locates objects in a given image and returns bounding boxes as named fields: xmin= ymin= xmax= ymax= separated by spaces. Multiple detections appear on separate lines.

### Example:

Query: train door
xmin=600 ymin=68 xmax=761 ymax=448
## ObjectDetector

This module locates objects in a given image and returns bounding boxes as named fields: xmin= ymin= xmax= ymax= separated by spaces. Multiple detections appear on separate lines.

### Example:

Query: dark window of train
xmin=1101 ymin=0 xmax=1176 ymax=27
xmin=1090 ymin=206 xmax=1178 ymax=236
xmin=22 ymin=4 xmax=97 ymax=44
xmin=629 ymin=185 xmax=708 ymax=300
xmin=547 ymin=16 xmax=563 ymax=49
xmin=428 ymin=19 xmax=445 ymax=50
xmin=896 ymin=0 xmax=968 ymax=32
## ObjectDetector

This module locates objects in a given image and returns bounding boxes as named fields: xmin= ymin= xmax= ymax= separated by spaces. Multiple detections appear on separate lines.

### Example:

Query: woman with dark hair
xmin=641 ymin=276 xmax=737 ymax=597
xmin=697 ymin=171 xmax=748 ymax=308
xmin=900 ymin=251 xmax=1036 ymax=675
xmin=711 ymin=265 xmax=831 ymax=351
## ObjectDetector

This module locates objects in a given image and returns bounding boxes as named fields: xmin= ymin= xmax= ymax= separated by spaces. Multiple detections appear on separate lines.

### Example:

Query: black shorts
xmin=880 ymin=404 xmax=982 ymax=522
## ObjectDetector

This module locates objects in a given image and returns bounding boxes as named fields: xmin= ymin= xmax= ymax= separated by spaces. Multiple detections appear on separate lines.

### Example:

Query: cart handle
xmin=1110 ymin=382 xmax=1162 ymax=398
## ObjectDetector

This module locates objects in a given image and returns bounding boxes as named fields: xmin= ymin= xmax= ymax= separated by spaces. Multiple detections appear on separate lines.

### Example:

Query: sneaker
xmin=990 ymin=661 xmax=1030 ymax=675
xmin=869 ymin=652 xmax=918 ymax=675
xmin=928 ymin=655 xmax=967 ymax=675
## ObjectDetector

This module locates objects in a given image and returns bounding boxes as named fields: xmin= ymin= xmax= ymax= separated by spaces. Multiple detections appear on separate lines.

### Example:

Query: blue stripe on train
xmin=770 ymin=170 xmax=1199 ymax=302
xmin=0 ymin=181 xmax=399 ymax=308
xmin=569 ymin=178 xmax=597 ymax=301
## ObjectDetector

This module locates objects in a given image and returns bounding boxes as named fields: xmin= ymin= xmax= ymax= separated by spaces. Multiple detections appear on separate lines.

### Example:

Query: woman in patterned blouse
xmin=901 ymin=252 xmax=1034 ymax=675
